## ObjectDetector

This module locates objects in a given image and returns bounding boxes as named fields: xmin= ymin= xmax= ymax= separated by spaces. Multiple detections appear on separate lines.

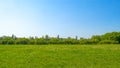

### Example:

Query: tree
xmin=49 ymin=37 xmax=59 ymax=44
xmin=35 ymin=38 xmax=48 ymax=45
xmin=75 ymin=36 xmax=78 ymax=40
xmin=15 ymin=38 xmax=29 ymax=45
xmin=12 ymin=34 xmax=17 ymax=40
xmin=57 ymin=35 xmax=60 ymax=39
xmin=79 ymin=38 xmax=90 ymax=44
xmin=99 ymin=40 xmax=119 ymax=44
xmin=1 ymin=36 xmax=14 ymax=45
xmin=101 ymin=32 xmax=120 ymax=43
xmin=45 ymin=35 xmax=49 ymax=40
xmin=90 ymin=35 xmax=101 ymax=44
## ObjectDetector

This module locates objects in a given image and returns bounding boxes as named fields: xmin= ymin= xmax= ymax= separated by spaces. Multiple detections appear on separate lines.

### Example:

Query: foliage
xmin=0 ymin=32 xmax=120 ymax=45
xmin=99 ymin=40 xmax=119 ymax=44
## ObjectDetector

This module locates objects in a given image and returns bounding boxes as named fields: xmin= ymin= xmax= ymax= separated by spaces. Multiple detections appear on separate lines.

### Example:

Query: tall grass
xmin=0 ymin=44 xmax=120 ymax=68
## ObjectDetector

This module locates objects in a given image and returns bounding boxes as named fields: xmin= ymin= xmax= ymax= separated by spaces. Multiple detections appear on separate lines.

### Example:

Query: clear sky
xmin=0 ymin=0 xmax=120 ymax=38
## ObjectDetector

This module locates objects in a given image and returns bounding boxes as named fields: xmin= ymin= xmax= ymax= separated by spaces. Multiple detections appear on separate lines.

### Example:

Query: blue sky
xmin=0 ymin=0 xmax=120 ymax=38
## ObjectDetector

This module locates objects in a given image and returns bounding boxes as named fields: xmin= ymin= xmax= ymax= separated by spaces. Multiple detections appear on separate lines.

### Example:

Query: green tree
xmin=90 ymin=35 xmax=101 ymax=44
xmin=15 ymin=38 xmax=29 ymax=45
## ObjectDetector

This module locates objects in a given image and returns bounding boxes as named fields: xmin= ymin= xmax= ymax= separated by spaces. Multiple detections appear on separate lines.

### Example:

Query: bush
xmin=99 ymin=40 xmax=119 ymax=44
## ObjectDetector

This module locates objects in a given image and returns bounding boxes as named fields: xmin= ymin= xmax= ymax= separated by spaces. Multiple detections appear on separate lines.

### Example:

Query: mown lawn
xmin=0 ymin=44 xmax=120 ymax=68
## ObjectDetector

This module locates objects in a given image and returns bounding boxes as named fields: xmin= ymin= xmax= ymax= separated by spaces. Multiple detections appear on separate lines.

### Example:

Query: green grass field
xmin=0 ymin=45 xmax=120 ymax=68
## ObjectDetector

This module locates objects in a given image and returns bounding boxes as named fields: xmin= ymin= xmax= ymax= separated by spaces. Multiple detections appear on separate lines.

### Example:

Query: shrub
xmin=99 ymin=40 xmax=119 ymax=44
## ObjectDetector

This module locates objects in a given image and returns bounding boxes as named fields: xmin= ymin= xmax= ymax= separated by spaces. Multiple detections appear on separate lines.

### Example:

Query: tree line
xmin=0 ymin=32 xmax=120 ymax=45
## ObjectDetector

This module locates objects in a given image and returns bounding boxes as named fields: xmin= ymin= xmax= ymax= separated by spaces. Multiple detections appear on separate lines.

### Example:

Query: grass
xmin=0 ymin=44 xmax=120 ymax=68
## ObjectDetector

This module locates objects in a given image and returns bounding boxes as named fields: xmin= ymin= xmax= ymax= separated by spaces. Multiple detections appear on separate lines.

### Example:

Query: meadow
xmin=0 ymin=44 xmax=120 ymax=68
